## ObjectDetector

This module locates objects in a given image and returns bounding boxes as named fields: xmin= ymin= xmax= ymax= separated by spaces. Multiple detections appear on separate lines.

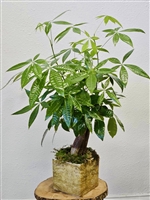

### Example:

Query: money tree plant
xmin=6 ymin=11 xmax=149 ymax=155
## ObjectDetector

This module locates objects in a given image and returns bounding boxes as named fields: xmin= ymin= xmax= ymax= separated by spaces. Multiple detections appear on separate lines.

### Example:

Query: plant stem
xmin=71 ymin=129 xmax=90 ymax=155
xmin=47 ymin=34 xmax=58 ymax=66
xmin=101 ymin=35 xmax=113 ymax=48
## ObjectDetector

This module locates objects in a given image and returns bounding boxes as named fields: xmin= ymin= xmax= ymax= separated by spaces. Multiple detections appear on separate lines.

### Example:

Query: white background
xmin=1 ymin=1 xmax=149 ymax=199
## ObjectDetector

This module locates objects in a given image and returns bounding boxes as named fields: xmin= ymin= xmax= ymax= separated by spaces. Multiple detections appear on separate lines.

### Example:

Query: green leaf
xmin=86 ymin=73 xmax=97 ymax=93
xmin=7 ymin=59 xmax=32 ymax=71
xmin=122 ymin=49 xmax=134 ymax=63
xmin=45 ymin=22 xmax=52 ymax=35
xmin=106 ymin=90 xmax=121 ymax=106
xmin=28 ymin=105 xmax=39 ymax=128
xmin=73 ymin=27 xmax=81 ymax=34
xmin=62 ymin=49 xmax=71 ymax=63
xmin=97 ymin=92 xmax=104 ymax=105
xmin=82 ymin=40 xmax=89 ymax=52
xmin=109 ymin=74 xmax=124 ymax=91
xmin=104 ymin=15 xmax=122 ymax=27
xmin=85 ymin=114 xmax=92 ymax=132
xmin=53 ymin=21 xmax=72 ymax=25
xmin=41 ymin=129 xmax=49 ymax=146
xmin=70 ymin=96 xmax=82 ymax=112
xmin=66 ymin=72 xmax=88 ymax=85
xmin=12 ymin=105 xmax=31 ymax=115
xmin=33 ymin=64 xmax=42 ymax=80
xmin=35 ymin=59 xmax=48 ymax=65
xmin=94 ymin=120 xmax=105 ymax=141
xmin=98 ymin=48 xmax=109 ymax=53
xmin=107 ymin=117 xmax=117 ymax=138
xmin=46 ymin=100 xmax=62 ymax=119
xmin=124 ymin=64 xmax=150 ymax=79
xmin=113 ymin=33 xmax=119 ymax=46
xmin=109 ymin=58 xmax=121 ymax=64
xmin=61 ymin=119 xmax=69 ymax=132
xmin=50 ymin=70 xmax=64 ymax=96
xmin=76 ymin=91 xmax=92 ymax=107
xmin=95 ymin=59 xmax=108 ymax=69
xmin=29 ymin=79 xmax=42 ymax=107
xmin=99 ymin=106 xmax=113 ymax=118
xmin=98 ymin=68 xmax=116 ymax=75
xmin=33 ymin=54 xmax=40 ymax=60
xmin=90 ymin=40 xmax=97 ymax=55
xmin=55 ymin=27 xmax=71 ymax=42
xmin=120 ymin=66 xmax=128 ymax=86
xmin=21 ymin=65 xmax=33 ymax=88
xmin=119 ymin=33 xmax=133 ymax=47
xmin=121 ymin=28 xmax=145 ymax=33
xmin=63 ymin=99 xmax=72 ymax=128
xmin=86 ymin=110 xmax=102 ymax=121
xmin=53 ymin=10 xmax=70 ymax=20
xmin=114 ymin=114 xmax=125 ymax=131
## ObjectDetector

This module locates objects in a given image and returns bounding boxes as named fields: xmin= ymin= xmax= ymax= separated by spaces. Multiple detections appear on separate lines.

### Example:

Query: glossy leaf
xmin=12 ymin=105 xmax=31 ymax=115
xmin=50 ymin=70 xmax=64 ymax=96
xmin=46 ymin=100 xmax=62 ymax=119
xmin=98 ymin=68 xmax=116 ymax=75
xmin=70 ymin=96 xmax=82 ymax=112
xmin=109 ymin=58 xmax=120 ymax=64
xmin=85 ymin=115 xmax=92 ymax=132
xmin=33 ymin=64 xmax=42 ymax=80
xmin=53 ymin=21 xmax=72 ymax=25
xmin=66 ymin=72 xmax=88 ymax=85
xmin=122 ymin=49 xmax=134 ymax=63
xmin=95 ymin=59 xmax=108 ymax=69
xmin=21 ymin=65 xmax=33 ymax=88
xmin=121 ymin=28 xmax=145 ymax=33
xmin=73 ymin=27 xmax=81 ymax=34
xmin=7 ymin=59 xmax=32 ymax=71
xmin=94 ymin=120 xmax=105 ymax=141
xmin=76 ymin=91 xmax=92 ymax=107
xmin=45 ymin=22 xmax=52 ymax=35
xmin=55 ymin=27 xmax=71 ymax=42
xmin=104 ymin=15 xmax=122 ymax=27
xmin=124 ymin=64 xmax=150 ymax=79
xmin=82 ymin=40 xmax=89 ymax=52
xmin=120 ymin=66 xmax=128 ymax=86
xmin=106 ymin=90 xmax=121 ymax=106
xmin=113 ymin=33 xmax=119 ymax=46
xmin=99 ymin=106 xmax=113 ymax=118
xmin=63 ymin=98 xmax=72 ymax=128
xmin=86 ymin=73 xmax=97 ymax=93
xmin=114 ymin=114 xmax=125 ymax=131
xmin=28 ymin=105 xmax=39 ymax=128
xmin=33 ymin=54 xmax=40 ymax=60
xmin=29 ymin=79 xmax=42 ymax=107
xmin=107 ymin=117 xmax=117 ymax=138
xmin=119 ymin=33 xmax=133 ymax=47
xmin=53 ymin=10 xmax=70 ymax=20
xmin=62 ymin=49 xmax=71 ymax=63
xmin=97 ymin=92 xmax=104 ymax=105
xmin=109 ymin=74 xmax=124 ymax=91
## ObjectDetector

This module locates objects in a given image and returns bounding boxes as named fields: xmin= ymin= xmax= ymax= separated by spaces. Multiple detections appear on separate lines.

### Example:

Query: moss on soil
xmin=54 ymin=146 xmax=99 ymax=164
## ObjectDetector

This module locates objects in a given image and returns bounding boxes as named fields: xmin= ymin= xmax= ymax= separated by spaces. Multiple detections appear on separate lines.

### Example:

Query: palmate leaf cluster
xmin=6 ymin=11 xmax=149 ymax=145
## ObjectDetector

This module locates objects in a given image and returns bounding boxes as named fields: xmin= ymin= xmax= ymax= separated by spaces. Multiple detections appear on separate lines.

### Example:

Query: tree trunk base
xmin=34 ymin=177 xmax=108 ymax=200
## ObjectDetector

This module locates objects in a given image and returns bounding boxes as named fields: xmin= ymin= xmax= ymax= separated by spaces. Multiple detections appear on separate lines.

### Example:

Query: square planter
xmin=52 ymin=155 xmax=99 ymax=196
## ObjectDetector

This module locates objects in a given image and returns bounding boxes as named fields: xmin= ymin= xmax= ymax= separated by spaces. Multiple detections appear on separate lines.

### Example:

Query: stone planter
xmin=53 ymin=155 xmax=99 ymax=196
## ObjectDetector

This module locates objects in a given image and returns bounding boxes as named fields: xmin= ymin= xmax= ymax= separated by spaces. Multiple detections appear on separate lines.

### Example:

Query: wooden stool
xmin=34 ymin=177 xmax=108 ymax=200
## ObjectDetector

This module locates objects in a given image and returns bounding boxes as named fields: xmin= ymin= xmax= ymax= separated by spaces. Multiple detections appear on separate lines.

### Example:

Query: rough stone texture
xmin=53 ymin=156 xmax=99 ymax=196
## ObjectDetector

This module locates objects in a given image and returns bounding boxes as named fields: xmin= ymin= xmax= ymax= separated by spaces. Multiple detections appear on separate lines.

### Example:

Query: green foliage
xmin=6 ymin=11 xmax=149 ymax=144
